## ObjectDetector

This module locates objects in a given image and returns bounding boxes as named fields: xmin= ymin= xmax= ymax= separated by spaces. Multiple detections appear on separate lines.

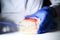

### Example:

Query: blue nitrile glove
xmin=25 ymin=6 xmax=57 ymax=34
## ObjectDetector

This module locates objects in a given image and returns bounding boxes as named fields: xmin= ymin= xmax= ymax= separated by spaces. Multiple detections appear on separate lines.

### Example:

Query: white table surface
xmin=0 ymin=31 xmax=60 ymax=40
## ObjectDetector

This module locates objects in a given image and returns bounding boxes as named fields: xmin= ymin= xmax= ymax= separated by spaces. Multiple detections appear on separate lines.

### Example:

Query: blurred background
xmin=0 ymin=0 xmax=60 ymax=40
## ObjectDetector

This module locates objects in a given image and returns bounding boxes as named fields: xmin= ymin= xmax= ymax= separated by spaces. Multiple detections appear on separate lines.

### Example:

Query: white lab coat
xmin=1 ymin=0 xmax=43 ymax=24
xmin=1 ymin=0 xmax=43 ymax=13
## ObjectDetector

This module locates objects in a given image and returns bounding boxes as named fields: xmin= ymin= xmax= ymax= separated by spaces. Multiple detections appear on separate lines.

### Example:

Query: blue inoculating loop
xmin=0 ymin=22 xmax=17 ymax=27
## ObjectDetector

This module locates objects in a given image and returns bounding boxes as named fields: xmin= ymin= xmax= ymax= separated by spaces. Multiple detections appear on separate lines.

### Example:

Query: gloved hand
xmin=25 ymin=6 xmax=57 ymax=34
